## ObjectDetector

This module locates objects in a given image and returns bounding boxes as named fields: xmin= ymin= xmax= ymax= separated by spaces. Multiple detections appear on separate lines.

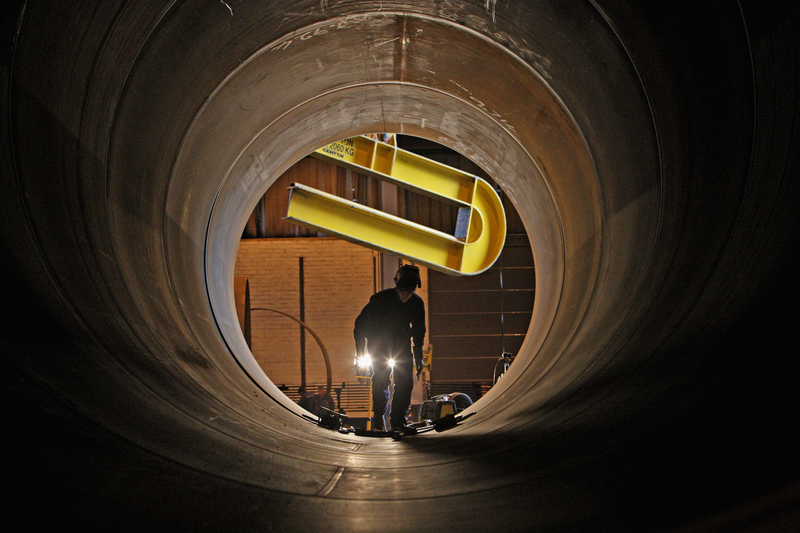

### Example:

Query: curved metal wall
xmin=2 ymin=1 xmax=799 ymax=530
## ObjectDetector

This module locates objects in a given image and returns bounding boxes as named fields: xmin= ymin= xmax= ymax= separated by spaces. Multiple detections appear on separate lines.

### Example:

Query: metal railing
xmin=279 ymin=381 xmax=371 ymax=415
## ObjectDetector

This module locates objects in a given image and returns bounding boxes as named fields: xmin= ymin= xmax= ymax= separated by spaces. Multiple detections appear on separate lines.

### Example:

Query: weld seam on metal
xmin=318 ymin=466 xmax=345 ymax=497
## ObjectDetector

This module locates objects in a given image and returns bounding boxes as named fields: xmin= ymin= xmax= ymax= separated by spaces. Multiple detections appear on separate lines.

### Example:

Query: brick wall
xmin=235 ymin=237 xmax=380 ymax=389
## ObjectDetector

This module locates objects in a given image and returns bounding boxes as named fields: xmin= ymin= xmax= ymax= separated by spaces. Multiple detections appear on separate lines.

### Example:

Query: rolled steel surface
xmin=2 ymin=1 xmax=799 ymax=531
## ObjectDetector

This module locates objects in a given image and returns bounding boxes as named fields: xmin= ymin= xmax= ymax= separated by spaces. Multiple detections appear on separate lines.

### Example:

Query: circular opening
xmin=187 ymin=13 xmax=591 ymax=431
xmin=155 ymin=8 xmax=660 ymax=439
xmin=233 ymin=134 xmax=535 ymax=427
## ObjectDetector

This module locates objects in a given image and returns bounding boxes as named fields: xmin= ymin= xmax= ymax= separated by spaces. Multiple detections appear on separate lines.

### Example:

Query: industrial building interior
xmin=2 ymin=1 xmax=800 ymax=531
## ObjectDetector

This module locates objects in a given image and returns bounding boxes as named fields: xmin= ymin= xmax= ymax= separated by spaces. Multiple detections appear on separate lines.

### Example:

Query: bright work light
xmin=354 ymin=351 xmax=374 ymax=382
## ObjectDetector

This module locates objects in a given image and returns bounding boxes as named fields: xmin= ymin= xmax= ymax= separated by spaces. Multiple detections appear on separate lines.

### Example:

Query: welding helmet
xmin=394 ymin=265 xmax=422 ymax=290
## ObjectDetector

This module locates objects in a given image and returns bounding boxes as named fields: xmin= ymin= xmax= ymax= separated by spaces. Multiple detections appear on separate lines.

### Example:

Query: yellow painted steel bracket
xmin=284 ymin=136 xmax=506 ymax=275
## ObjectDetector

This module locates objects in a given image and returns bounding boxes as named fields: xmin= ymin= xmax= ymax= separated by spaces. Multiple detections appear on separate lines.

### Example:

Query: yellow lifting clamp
xmin=285 ymin=135 xmax=506 ymax=275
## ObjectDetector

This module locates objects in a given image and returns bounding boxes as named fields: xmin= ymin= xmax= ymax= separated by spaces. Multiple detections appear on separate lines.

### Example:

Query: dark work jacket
xmin=353 ymin=288 xmax=426 ymax=365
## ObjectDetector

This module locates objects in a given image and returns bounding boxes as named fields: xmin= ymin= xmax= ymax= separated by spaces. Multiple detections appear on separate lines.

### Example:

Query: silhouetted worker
xmin=354 ymin=265 xmax=426 ymax=431
xmin=309 ymin=385 xmax=335 ymax=416
xmin=297 ymin=386 xmax=311 ymax=411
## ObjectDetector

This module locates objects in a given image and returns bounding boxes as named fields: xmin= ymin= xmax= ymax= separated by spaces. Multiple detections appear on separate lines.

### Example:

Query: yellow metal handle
xmin=285 ymin=136 xmax=506 ymax=275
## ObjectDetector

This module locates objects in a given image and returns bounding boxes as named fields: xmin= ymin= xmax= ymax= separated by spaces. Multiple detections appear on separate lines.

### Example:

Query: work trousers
xmin=371 ymin=358 xmax=413 ymax=431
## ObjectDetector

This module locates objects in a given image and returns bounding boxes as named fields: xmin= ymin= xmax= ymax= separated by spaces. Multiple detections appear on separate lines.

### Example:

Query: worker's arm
xmin=353 ymin=297 xmax=376 ymax=356
xmin=353 ymin=313 xmax=367 ymax=356
xmin=411 ymin=297 xmax=426 ymax=375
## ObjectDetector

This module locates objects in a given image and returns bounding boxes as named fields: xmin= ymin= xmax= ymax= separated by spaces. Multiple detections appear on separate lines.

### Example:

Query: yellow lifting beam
xmin=285 ymin=135 xmax=506 ymax=275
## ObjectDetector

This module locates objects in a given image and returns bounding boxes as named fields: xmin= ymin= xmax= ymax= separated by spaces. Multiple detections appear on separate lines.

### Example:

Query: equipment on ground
xmin=419 ymin=392 xmax=473 ymax=421
xmin=319 ymin=391 xmax=475 ymax=439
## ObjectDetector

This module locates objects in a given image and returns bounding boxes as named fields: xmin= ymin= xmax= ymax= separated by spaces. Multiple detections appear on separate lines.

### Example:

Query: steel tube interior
xmin=2 ymin=1 xmax=799 ymax=531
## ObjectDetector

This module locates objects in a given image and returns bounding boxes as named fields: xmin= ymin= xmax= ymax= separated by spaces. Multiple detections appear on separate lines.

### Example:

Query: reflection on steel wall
xmin=2 ymin=1 xmax=800 ymax=531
